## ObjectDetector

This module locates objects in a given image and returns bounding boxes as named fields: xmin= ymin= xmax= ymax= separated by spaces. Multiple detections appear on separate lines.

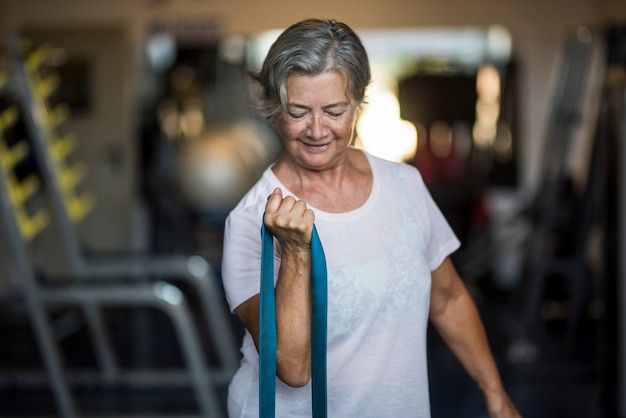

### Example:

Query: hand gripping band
xmin=259 ymin=222 xmax=328 ymax=418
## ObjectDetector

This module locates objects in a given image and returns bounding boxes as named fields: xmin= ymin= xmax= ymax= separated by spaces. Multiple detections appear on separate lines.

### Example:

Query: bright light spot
xmin=473 ymin=123 xmax=497 ymax=148
xmin=179 ymin=99 xmax=205 ymax=138
xmin=153 ymin=281 xmax=184 ymax=306
xmin=487 ymin=25 xmax=512 ymax=62
xmin=187 ymin=255 xmax=209 ymax=278
xmin=473 ymin=64 xmax=501 ymax=148
xmin=357 ymin=85 xmax=417 ymax=162
xmin=476 ymin=100 xmax=500 ymax=127
xmin=476 ymin=64 xmax=501 ymax=102
xmin=146 ymin=32 xmax=177 ymax=73
xmin=246 ymin=29 xmax=283 ymax=71
xmin=219 ymin=34 xmax=247 ymax=65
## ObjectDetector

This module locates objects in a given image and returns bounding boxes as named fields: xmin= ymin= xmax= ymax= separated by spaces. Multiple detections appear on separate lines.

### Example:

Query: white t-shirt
xmin=222 ymin=150 xmax=460 ymax=418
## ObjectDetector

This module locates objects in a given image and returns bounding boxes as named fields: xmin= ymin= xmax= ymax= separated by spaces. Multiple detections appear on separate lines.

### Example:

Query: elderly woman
xmin=221 ymin=18 xmax=521 ymax=418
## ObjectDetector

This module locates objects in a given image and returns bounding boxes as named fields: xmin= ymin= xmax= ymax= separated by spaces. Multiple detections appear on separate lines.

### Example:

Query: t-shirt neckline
xmin=265 ymin=150 xmax=380 ymax=221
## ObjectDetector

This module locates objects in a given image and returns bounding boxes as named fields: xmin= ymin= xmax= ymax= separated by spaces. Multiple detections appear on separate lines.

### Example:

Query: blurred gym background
xmin=0 ymin=0 xmax=624 ymax=417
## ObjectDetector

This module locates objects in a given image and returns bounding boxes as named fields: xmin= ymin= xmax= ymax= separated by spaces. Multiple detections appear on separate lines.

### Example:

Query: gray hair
xmin=250 ymin=18 xmax=371 ymax=125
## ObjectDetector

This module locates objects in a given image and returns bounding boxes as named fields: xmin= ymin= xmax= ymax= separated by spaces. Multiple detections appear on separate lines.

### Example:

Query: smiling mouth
xmin=303 ymin=141 xmax=331 ymax=151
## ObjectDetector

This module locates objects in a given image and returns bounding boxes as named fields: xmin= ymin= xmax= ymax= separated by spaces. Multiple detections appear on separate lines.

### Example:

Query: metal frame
xmin=0 ymin=36 xmax=238 ymax=417
xmin=3 ymin=34 xmax=239 ymax=392
xmin=0 ymin=140 xmax=225 ymax=417
xmin=512 ymin=28 xmax=606 ymax=351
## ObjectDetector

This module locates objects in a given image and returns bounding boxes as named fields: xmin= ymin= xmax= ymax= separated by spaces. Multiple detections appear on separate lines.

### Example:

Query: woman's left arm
xmin=429 ymin=256 xmax=522 ymax=418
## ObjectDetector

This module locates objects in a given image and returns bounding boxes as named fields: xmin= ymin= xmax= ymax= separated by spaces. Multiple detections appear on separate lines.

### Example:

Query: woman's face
xmin=277 ymin=70 xmax=358 ymax=172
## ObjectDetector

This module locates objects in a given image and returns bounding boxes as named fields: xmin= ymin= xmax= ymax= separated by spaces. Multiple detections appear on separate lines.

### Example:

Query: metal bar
xmin=0 ymin=135 xmax=77 ymax=418
xmin=84 ymin=254 xmax=240 ymax=378
xmin=40 ymin=282 xmax=225 ymax=417
xmin=617 ymin=90 xmax=626 ymax=418
xmin=161 ymin=295 xmax=224 ymax=417
xmin=0 ymin=369 xmax=232 ymax=388
xmin=82 ymin=303 xmax=118 ymax=383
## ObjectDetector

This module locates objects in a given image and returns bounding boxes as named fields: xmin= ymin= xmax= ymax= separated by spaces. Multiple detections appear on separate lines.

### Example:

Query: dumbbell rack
xmin=0 ymin=35 xmax=237 ymax=418
xmin=5 ymin=36 xmax=95 ymax=265
xmin=0 ymin=40 xmax=78 ymax=416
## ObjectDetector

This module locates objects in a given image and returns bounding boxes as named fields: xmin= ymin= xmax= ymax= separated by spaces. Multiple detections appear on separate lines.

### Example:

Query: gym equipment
xmin=0 ymin=35 xmax=239 ymax=417
xmin=0 ymin=108 xmax=227 ymax=417
xmin=176 ymin=119 xmax=278 ymax=213
xmin=506 ymin=26 xmax=609 ymax=360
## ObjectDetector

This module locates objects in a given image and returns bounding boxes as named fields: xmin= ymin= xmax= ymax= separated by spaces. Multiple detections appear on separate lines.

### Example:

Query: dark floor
xmin=428 ymin=282 xmax=613 ymax=418
xmin=0 ymin=275 xmax=617 ymax=418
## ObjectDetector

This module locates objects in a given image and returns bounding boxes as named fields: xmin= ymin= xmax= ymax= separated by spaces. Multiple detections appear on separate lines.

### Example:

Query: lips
xmin=302 ymin=141 xmax=332 ymax=152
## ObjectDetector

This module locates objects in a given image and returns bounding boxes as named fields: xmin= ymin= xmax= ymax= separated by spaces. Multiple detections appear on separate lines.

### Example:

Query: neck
xmin=272 ymin=149 xmax=372 ymax=213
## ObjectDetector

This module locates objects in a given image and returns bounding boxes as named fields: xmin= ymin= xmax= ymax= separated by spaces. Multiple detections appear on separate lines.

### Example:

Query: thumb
xmin=271 ymin=187 xmax=283 ymax=198
xmin=265 ymin=187 xmax=283 ymax=214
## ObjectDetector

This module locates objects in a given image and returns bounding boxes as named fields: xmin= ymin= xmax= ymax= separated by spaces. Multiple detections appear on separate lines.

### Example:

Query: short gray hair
xmin=250 ymin=18 xmax=371 ymax=125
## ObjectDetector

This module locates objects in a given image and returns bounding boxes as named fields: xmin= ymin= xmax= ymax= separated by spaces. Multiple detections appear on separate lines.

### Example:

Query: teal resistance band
xmin=259 ymin=222 xmax=328 ymax=418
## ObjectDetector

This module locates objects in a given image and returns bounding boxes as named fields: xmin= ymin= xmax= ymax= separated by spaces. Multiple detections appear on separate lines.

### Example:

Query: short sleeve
xmin=221 ymin=209 xmax=264 ymax=312
xmin=411 ymin=167 xmax=461 ymax=271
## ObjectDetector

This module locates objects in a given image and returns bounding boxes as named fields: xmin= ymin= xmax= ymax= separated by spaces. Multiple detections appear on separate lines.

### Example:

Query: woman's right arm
xmin=234 ymin=187 xmax=315 ymax=387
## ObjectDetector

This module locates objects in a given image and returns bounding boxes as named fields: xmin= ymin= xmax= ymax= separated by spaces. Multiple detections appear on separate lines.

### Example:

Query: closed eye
xmin=323 ymin=103 xmax=351 ymax=118
xmin=288 ymin=111 xmax=307 ymax=119
xmin=325 ymin=110 xmax=345 ymax=118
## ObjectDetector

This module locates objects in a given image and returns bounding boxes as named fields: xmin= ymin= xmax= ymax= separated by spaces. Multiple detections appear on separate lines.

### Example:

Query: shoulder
xmin=225 ymin=167 xmax=276 ymax=232
xmin=362 ymin=150 xmax=426 ymax=186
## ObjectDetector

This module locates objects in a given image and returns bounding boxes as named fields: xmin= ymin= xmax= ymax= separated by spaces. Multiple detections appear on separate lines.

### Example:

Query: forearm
xmin=274 ymin=249 xmax=313 ymax=386
xmin=430 ymin=288 xmax=505 ymax=398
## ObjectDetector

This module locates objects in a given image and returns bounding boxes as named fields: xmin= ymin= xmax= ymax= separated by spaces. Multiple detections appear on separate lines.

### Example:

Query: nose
xmin=306 ymin=113 xmax=326 ymax=140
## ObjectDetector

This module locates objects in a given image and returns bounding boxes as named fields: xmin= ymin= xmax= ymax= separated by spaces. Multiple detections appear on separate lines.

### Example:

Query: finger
xmin=303 ymin=208 xmax=315 ymax=226
xmin=292 ymin=199 xmax=309 ymax=216
xmin=264 ymin=187 xmax=284 ymax=215
xmin=276 ymin=195 xmax=297 ymax=215
xmin=281 ymin=205 xmax=314 ymax=236
xmin=301 ymin=208 xmax=315 ymax=242
xmin=271 ymin=196 xmax=298 ymax=229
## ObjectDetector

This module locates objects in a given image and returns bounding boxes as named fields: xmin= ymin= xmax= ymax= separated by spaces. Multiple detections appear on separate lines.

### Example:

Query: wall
xmin=597 ymin=0 xmax=626 ymax=21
